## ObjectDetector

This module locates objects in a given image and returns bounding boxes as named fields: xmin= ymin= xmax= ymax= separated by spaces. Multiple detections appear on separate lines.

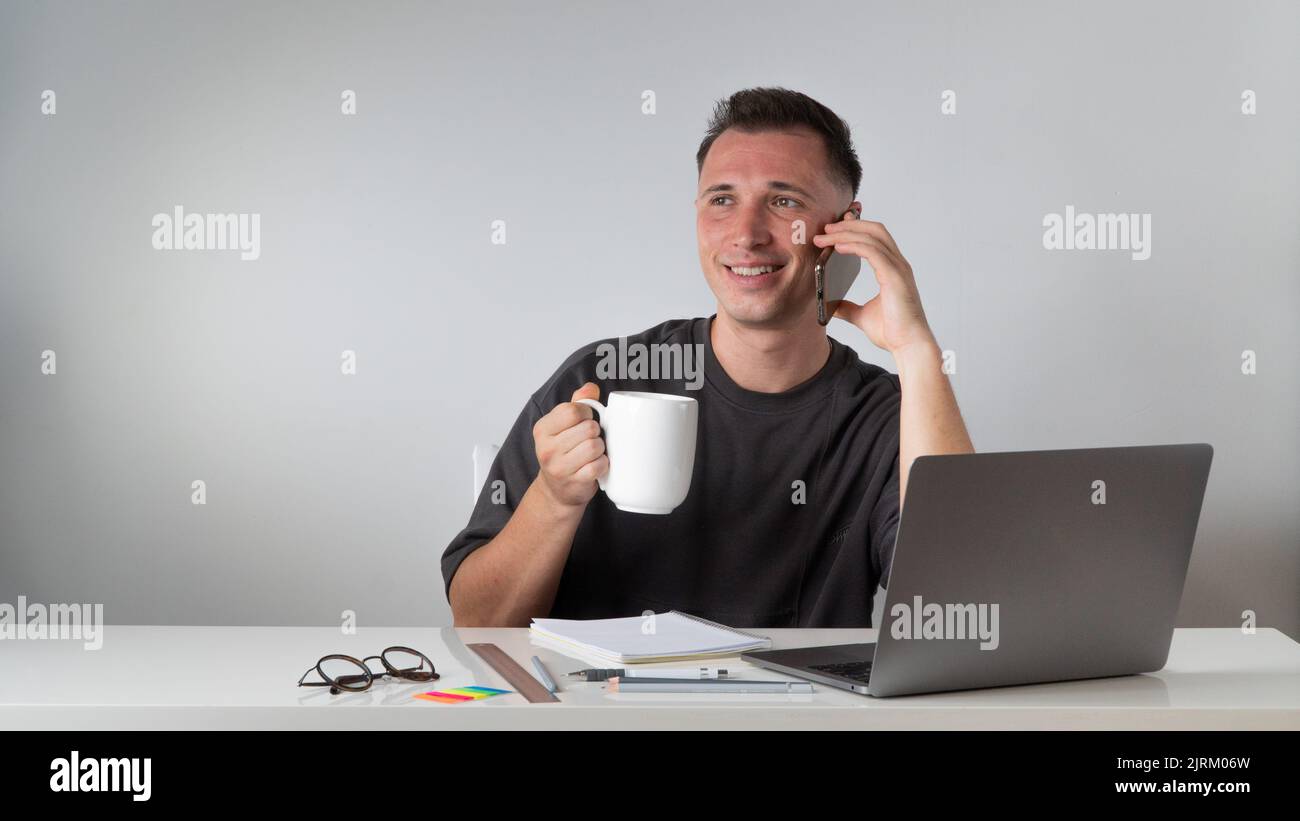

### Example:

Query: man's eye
xmin=707 ymin=195 xmax=800 ymax=207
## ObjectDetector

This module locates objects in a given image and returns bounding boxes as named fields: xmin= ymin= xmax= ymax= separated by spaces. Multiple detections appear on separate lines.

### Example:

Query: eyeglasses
xmin=297 ymin=646 xmax=439 ymax=695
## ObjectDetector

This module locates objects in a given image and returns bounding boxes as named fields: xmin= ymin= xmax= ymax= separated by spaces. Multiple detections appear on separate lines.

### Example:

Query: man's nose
xmin=729 ymin=201 xmax=774 ymax=247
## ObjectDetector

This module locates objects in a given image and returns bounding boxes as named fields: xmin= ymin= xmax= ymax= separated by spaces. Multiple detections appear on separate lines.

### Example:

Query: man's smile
xmin=723 ymin=260 xmax=789 ymax=287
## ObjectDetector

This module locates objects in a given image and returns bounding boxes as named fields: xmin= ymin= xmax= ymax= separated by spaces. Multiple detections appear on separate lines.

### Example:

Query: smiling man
xmin=443 ymin=87 xmax=974 ymax=627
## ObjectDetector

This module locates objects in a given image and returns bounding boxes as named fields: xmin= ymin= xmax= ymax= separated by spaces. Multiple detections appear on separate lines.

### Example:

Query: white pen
xmin=627 ymin=666 xmax=733 ymax=679
xmin=607 ymin=677 xmax=814 ymax=694
xmin=566 ymin=667 xmax=736 ymax=681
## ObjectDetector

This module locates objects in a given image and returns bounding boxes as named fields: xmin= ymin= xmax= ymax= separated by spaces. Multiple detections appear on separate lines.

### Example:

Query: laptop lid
xmin=867 ymin=443 xmax=1213 ymax=697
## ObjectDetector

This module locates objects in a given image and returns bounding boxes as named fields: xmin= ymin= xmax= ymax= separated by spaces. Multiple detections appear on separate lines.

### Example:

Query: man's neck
xmin=710 ymin=310 xmax=832 ymax=394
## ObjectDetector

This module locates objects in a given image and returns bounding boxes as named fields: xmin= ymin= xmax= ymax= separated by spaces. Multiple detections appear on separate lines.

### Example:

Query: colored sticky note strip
xmin=415 ymin=692 xmax=472 ymax=703
xmin=415 ymin=686 xmax=511 ymax=704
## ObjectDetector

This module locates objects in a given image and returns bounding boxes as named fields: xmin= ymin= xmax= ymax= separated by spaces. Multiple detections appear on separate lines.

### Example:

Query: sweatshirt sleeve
xmin=868 ymin=373 xmax=902 ymax=589
xmin=869 ymin=448 xmax=902 ymax=589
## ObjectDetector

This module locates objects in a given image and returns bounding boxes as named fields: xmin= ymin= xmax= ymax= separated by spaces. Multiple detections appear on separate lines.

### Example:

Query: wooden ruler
xmin=467 ymin=643 xmax=560 ymax=703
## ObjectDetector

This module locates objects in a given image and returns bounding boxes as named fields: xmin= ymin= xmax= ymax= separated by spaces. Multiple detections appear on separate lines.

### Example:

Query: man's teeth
xmin=730 ymin=265 xmax=779 ymax=276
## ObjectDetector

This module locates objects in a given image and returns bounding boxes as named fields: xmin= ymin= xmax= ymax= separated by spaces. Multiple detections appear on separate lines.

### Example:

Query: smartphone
xmin=815 ymin=207 xmax=863 ymax=326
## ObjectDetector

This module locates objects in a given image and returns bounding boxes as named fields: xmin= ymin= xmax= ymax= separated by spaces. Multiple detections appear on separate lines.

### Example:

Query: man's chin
xmin=717 ymin=300 xmax=803 ymax=329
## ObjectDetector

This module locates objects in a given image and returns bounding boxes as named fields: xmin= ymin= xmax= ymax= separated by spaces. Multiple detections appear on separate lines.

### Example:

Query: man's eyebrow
xmin=700 ymin=181 xmax=816 ymax=198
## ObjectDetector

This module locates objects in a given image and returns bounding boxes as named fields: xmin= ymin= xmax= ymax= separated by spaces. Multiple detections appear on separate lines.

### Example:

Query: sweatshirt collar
xmin=694 ymin=315 xmax=847 ymax=413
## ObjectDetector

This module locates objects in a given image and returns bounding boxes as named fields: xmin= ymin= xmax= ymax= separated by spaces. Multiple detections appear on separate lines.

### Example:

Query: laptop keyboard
xmin=809 ymin=660 xmax=872 ymax=683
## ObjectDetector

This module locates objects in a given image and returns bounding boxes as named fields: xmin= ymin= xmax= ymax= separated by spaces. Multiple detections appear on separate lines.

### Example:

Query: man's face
xmin=696 ymin=127 xmax=855 ymax=328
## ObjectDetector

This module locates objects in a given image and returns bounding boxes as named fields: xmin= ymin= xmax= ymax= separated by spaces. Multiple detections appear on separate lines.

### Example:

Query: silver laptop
xmin=743 ymin=443 xmax=1213 ymax=697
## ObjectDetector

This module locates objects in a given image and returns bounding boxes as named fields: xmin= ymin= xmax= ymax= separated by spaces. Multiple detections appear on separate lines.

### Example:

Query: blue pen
xmin=530 ymin=655 xmax=559 ymax=693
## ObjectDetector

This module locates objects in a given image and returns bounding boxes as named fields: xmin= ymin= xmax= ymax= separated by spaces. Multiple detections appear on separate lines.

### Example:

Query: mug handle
xmin=573 ymin=398 xmax=609 ymax=491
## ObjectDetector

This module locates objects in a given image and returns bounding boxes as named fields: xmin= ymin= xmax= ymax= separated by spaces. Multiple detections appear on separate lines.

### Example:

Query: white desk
xmin=2 ymin=626 xmax=1297 ymax=730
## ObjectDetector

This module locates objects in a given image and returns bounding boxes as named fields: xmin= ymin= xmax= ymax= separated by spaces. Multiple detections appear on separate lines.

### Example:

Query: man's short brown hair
xmin=696 ymin=86 xmax=862 ymax=199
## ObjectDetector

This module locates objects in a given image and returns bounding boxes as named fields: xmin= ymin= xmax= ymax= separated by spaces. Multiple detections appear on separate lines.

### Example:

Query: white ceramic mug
xmin=575 ymin=391 xmax=698 ymax=514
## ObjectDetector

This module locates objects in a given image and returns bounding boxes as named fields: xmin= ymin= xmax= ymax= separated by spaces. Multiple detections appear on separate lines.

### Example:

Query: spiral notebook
xmin=529 ymin=611 xmax=772 ymax=664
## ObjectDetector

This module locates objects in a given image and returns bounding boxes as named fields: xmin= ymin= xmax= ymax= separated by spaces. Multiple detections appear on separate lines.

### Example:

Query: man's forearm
xmin=893 ymin=338 xmax=975 ymax=507
xmin=448 ymin=480 xmax=585 ymax=626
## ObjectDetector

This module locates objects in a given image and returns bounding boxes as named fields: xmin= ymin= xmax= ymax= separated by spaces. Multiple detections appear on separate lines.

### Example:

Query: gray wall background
xmin=1 ymin=0 xmax=1296 ymax=638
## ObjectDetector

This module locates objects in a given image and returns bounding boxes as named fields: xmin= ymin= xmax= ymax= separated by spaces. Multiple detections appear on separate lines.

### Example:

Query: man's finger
xmin=814 ymin=231 xmax=904 ymax=272
xmin=827 ymin=239 xmax=911 ymax=287
xmin=551 ymin=417 xmax=601 ymax=456
xmin=826 ymin=217 xmax=903 ymax=258
xmin=831 ymin=298 xmax=864 ymax=324
xmin=552 ymin=435 xmax=606 ymax=477
xmin=571 ymin=382 xmax=600 ymax=402
xmin=536 ymin=402 xmax=590 ymax=438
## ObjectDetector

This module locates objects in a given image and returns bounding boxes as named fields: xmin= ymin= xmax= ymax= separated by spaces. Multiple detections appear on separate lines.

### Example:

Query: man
xmin=443 ymin=87 xmax=974 ymax=627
